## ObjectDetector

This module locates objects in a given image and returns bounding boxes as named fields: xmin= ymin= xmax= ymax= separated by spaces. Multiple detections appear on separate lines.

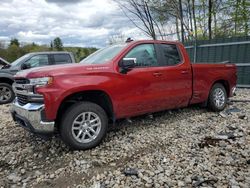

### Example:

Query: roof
xmin=28 ymin=51 xmax=72 ymax=55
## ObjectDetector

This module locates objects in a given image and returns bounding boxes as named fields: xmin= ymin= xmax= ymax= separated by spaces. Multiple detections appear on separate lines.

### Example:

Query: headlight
xmin=29 ymin=77 xmax=53 ymax=87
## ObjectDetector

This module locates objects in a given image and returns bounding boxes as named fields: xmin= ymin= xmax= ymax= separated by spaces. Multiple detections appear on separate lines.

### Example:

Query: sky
xmin=0 ymin=0 xmax=149 ymax=47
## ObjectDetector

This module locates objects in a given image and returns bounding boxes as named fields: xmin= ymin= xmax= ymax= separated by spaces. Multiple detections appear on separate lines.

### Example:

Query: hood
xmin=0 ymin=57 xmax=10 ymax=67
xmin=15 ymin=63 xmax=113 ymax=78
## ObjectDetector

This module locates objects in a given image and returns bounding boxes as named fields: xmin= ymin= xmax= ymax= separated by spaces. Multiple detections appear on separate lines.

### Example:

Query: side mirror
xmin=119 ymin=58 xmax=136 ymax=73
xmin=21 ymin=63 xmax=31 ymax=70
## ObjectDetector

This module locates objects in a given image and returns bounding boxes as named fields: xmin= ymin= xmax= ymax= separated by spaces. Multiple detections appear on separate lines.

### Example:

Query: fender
xmin=37 ymin=74 xmax=118 ymax=120
xmin=0 ymin=72 xmax=15 ymax=83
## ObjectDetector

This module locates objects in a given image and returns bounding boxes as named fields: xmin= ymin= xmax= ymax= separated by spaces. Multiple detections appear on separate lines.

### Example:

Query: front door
xmin=115 ymin=43 xmax=169 ymax=117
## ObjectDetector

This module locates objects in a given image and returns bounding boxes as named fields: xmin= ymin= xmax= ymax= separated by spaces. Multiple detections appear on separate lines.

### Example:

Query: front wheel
xmin=208 ymin=83 xmax=227 ymax=111
xmin=60 ymin=102 xmax=108 ymax=150
xmin=0 ymin=83 xmax=15 ymax=105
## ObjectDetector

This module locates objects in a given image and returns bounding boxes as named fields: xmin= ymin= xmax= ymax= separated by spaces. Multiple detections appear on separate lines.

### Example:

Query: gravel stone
xmin=0 ymin=89 xmax=249 ymax=187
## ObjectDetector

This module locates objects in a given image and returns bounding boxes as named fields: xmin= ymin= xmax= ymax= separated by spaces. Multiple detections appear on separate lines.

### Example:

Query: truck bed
xmin=190 ymin=63 xmax=237 ymax=104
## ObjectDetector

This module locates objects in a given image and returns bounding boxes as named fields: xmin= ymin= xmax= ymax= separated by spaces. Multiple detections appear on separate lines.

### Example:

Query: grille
xmin=16 ymin=94 xmax=29 ymax=106
xmin=15 ymin=79 xmax=30 ymax=84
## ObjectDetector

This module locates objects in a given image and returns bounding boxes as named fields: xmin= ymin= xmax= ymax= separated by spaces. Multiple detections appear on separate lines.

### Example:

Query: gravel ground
xmin=0 ymin=89 xmax=249 ymax=188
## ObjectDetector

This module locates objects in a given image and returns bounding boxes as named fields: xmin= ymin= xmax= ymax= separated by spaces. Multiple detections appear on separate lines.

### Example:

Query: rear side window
xmin=53 ymin=54 xmax=72 ymax=64
xmin=159 ymin=44 xmax=181 ymax=66
xmin=125 ymin=44 xmax=158 ymax=67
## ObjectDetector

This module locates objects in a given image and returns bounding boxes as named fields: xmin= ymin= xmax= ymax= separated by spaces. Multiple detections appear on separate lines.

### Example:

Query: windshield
xmin=11 ymin=54 xmax=31 ymax=67
xmin=80 ymin=44 xmax=127 ymax=64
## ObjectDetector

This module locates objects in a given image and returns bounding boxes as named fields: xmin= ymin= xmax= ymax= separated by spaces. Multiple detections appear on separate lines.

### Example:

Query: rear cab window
xmin=53 ymin=54 xmax=72 ymax=65
xmin=158 ymin=44 xmax=182 ymax=66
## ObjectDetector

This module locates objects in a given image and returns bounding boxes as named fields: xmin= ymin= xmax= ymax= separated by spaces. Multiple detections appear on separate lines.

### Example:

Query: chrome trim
xmin=11 ymin=100 xmax=55 ymax=133
xmin=123 ymin=58 xmax=137 ymax=64
xmin=13 ymin=83 xmax=42 ymax=96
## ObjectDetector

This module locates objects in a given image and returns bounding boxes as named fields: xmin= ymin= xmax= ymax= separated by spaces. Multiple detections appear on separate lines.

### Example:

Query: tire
xmin=208 ymin=83 xmax=227 ymax=112
xmin=60 ymin=102 xmax=108 ymax=150
xmin=0 ymin=83 xmax=15 ymax=105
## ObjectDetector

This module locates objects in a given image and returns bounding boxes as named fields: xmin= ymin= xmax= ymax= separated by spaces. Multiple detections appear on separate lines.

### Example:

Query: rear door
xmin=155 ymin=43 xmax=192 ymax=109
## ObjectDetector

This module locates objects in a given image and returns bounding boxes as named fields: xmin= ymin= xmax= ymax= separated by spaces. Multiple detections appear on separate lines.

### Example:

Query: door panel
xmin=119 ymin=67 xmax=171 ymax=115
xmin=115 ymin=44 xmax=165 ymax=117
xmin=115 ymin=43 xmax=192 ymax=118
xmin=156 ymin=43 xmax=192 ymax=109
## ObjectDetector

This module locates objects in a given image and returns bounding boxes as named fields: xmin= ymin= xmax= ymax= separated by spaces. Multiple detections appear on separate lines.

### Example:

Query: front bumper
xmin=11 ymin=100 xmax=55 ymax=134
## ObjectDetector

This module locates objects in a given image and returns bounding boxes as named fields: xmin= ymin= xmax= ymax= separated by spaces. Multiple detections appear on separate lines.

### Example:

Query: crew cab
xmin=0 ymin=52 xmax=75 ymax=104
xmin=11 ymin=40 xmax=237 ymax=150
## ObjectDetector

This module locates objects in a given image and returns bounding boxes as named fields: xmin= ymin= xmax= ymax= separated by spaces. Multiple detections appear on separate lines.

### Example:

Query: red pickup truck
xmin=11 ymin=40 xmax=237 ymax=150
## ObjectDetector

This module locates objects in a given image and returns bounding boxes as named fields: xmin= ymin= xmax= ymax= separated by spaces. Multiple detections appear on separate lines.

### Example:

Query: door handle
xmin=181 ymin=70 xmax=188 ymax=74
xmin=153 ymin=72 xmax=163 ymax=77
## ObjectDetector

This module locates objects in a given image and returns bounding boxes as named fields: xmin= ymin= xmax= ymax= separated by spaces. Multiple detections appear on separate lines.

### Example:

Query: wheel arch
xmin=0 ymin=77 xmax=14 ymax=85
xmin=210 ymin=79 xmax=230 ymax=97
xmin=56 ymin=90 xmax=115 ymax=126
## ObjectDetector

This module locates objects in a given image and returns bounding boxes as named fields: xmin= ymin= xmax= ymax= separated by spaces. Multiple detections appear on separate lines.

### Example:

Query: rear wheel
xmin=208 ymin=83 xmax=227 ymax=111
xmin=0 ymin=83 xmax=15 ymax=104
xmin=60 ymin=102 xmax=108 ymax=150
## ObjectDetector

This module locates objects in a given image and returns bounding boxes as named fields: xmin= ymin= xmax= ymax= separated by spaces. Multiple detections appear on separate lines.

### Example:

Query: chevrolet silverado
xmin=11 ymin=40 xmax=237 ymax=150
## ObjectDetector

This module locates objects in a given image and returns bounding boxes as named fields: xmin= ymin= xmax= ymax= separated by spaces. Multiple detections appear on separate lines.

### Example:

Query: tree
xmin=0 ymin=41 xmax=5 ymax=49
xmin=76 ymin=48 xmax=81 ymax=60
xmin=53 ymin=37 xmax=63 ymax=51
xmin=115 ymin=0 xmax=250 ymax=41
xmin=242 ymin=0 xmax=249 ymax=35
xmin=7 ymin=45 xmax=22 ymax=62
xmin=10 ymin=38 xmax=20 ymax=47
xmin=192 ymin=0 xmax=198 ymax=39
xmin=208 ymin=0 xmax=213 ymax=39
xmin=50 ymin=41 xmax=54 ymax=50
xmin=179 ymin=0 xmax=185 ymax=41
xmin=116 ymin=0 xmax=160 ymax=39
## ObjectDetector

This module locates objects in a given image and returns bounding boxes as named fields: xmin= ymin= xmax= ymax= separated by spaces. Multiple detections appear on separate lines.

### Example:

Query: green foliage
xmin=9 ymin=38 xmax=20 ymax=47
xmin=124 ymin=0 xmax=250 ymax=41
xmin=0 ymin=38 xmax=98 ymax=63
xmin=64 ymin=47 xmax=98 ymax=62
xmin=52 ymin=37 xmax=63 ymax=51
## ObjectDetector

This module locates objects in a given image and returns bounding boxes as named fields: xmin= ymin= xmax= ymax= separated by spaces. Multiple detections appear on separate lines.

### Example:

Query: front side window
xmin=11 ymin=54 xmax=31 ymax=67
xmin=160 ymin=44 xmax=181 ymax=66
xmin=54 ymin=54 xmax=72 ymax=64
xmin=125 ymin=44 xmax=158 ymax=67
xmin=25 ymin=55 xmax=49 ymax=68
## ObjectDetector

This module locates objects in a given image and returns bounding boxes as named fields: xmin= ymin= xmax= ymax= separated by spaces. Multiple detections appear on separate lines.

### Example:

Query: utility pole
xmin=179 ymin=0 xmax=185 ymax=42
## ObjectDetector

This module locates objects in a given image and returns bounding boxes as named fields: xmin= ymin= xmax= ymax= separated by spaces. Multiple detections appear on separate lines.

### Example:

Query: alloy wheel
xmin=71 ymin=112 xmax=102 ymax=143
xmin=0 ymin=86 xmax=12 ymax=103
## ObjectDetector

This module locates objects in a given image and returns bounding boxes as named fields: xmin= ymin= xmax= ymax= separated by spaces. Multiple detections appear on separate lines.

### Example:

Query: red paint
xmin=15 ymin=40 xmax=237 ymax=121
